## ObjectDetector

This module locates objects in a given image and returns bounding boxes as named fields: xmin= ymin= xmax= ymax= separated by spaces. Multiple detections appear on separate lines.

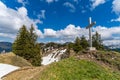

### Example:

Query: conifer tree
xmin=80 ymin=35 xmax=89 ymax=49
xmin=12 ymin=25 xmax=29 ymax=57
xmin=73 ymin=37 xmax=82 ymax=53
xmin=92 ymin=32 xmax=104 ymax=50
xmin=27 ymin=24 xmax=41 ymax=66
xmin=12 ymin=25 xmax=41 ymax=66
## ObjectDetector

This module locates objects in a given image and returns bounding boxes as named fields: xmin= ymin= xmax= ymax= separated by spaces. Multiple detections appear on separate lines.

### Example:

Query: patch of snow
xmin=41 ymin=49 xmax=66 ymax=65
xmin=0 ymin=64 xmax=20 ymax=79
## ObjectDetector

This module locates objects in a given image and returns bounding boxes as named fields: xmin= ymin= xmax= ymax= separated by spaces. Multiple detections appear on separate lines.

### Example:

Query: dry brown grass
xmin=0 ymin=52 xmax=32 ymax=67
xmin=3 ymin=66 xmax=46 ymax=80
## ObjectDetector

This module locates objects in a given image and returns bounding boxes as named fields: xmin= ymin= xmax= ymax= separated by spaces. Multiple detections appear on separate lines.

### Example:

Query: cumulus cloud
xmin=93 ymin=25 xmax=120 ymax=41
xmin=103 ymin=40 xmax=120 ymax=46
xmin=17 ymin=0 xmax=28 ymax=6
xmin=58 ymin=24 xmax=86 ymax=37
xmin=43 ymin=24 xmax=89 ymax=42
xmin=111 ymin=0 xmax=120 ymax=22
xmin=18 ymin=7 xmax=28 ymax=17
xmin=63 ymin=2 xmax=76 ymax=12
xmin=90 ymin=0 xmax=106 ymax=10
xmin=111 ymin=17 xmax=120 ymax=22
xmin=0 ymin=33 xmax=15 ymax=39
xmin=112 ymin=0 xmax=120 ymax=15
xmin=0 ymin=1 xmax=43 ymax=39
xmin=42 ymin=24 xmax=120 ymax=45
xmin=44 ymin=29 xmax=57 ymax=37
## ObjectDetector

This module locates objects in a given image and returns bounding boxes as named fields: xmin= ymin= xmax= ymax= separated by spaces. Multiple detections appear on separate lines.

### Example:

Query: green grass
xmin=32 ymin=57 xmax=120 ymax=80
xmin=0 ymin=52 xmax=32 ymax=67
xmin=3 ymin=51 xmax=120 ymax=80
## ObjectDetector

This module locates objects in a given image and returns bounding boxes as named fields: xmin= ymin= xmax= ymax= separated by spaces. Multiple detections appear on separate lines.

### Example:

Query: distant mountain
xmin=104 ymin=45 xmax=120 ymax=52
xmin=103 ymin=40 xmax=120 ymax=50
xmin=0 ymin=42 xmax=12 ymax=53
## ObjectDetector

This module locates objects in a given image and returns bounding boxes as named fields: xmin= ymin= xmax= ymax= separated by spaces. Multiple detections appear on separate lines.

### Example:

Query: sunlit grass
xmin=33 ymin=57 xmax=120 ymax=80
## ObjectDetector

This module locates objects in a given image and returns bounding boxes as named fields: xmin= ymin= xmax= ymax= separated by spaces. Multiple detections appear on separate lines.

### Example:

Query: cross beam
xmin=86 ymin=17 xmax=96 ymax=48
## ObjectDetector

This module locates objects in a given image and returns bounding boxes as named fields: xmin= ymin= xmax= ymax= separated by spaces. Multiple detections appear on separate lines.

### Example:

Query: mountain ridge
xmin=2 ymin=50 xmax=120 ymax=80
xmin=0 ymin=42 xmax=12 ymax=53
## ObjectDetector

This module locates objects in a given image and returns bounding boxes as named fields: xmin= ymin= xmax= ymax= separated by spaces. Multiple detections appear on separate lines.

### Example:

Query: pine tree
xmin=29 ymin=24 xmax=37 ymax=44
xmin=73 ymin=37 xmax=82 ymax=53
xmin=12 ymin=25 xmax=29 ymax=57
xmin=12 ymin=25 xmax=41 ymax=66
xmin=92 ymin=32 xmax=104 ymax=50
xmin=80 ymin=35 xmax=89 ymax=49
xmin=27 ymin=24 xmax=41 ymax=66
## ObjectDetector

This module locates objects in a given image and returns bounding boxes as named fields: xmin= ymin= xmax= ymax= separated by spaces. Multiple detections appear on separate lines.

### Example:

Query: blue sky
xmin=0 ymin=0 xmax=120 ymax=45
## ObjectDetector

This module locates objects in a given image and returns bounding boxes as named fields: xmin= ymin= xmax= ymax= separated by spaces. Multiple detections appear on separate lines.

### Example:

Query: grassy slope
xmin=33 ymin=57 xmax=120 ymax=80
xmin=92 ymin=51 xmax=120 ymax=70
xmin=4 ymin=57 xmax=120 ymax=80
xmin=3 ymin=51 xmax=120 ymax=80
xmin=0 ymin=52 xmax=32 ymax=67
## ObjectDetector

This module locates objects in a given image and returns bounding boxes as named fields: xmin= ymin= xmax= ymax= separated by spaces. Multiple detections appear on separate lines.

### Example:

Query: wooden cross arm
xmin=86 ymin=21 xmax=96 ymax=29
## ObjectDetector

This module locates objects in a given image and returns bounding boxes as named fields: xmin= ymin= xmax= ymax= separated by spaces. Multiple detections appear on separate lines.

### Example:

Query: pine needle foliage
xmin=12 ymin=25 xmax=41 ymax=66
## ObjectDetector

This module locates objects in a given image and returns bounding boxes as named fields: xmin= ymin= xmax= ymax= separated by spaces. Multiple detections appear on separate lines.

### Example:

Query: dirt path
xmin=0 ymin=64 xmax=19 ymax=79
xmin=2 ymin=66 xmax=46 ymax=80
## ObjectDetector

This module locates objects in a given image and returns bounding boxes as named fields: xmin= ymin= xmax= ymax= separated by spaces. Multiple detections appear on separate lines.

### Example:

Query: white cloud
xmin=103 ymin=40 xmax=120 ymax=47
xmin=0 ymin=1 xmax=43 ymax=39
xmin=18 ymin=7 xmax=27 ymax=17
xmin=112 ymin=0 xmax=120 ymax=15
xmin=111 ymin=0 xmax=120 ymax=23
xmin=93 ymin=25 xmax=120 ymax=40
xmin=43 ymin=24 xmax=120 ymax=45
xmin=58 ymin=24 xmax=85 ymax=37
xmin=111 ymin=17 xmax=120 ymax=22
xmin=37 ymin=10 xmax=46 ymax=19
xmin=43 ymin=24 xmax=89 ymax=43
xmin=0 ymin=33 xmax=15 ymax=39
xmin=44 ymin=29 xmax=57 ymax=37
xmin=63 ymin=2 xmax=76 ymax=12
xmin=90 ymin=0 xmax=106 ymax=10
xmin=17 ymin=0 xmax=28 ymax=6
xmin=46 ymin=0 xmax=58 ymax=3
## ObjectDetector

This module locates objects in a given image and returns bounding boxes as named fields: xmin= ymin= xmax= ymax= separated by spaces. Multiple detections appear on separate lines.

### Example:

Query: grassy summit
xmin=2 ymin=51 xmax=120 ymax=80
xmin=34 ymin=57 xmax=120 ymax=80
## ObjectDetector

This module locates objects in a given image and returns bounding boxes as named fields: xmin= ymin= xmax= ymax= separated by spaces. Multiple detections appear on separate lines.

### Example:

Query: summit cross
xmin=86 ymin=17 xmax=96 ymax=50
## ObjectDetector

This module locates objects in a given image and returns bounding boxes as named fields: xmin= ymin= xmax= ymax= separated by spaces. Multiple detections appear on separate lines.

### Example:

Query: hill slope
xmin=0 ymin=53 xmax=32 ymax=67
xmin=3 ymin=56 xmax=120 ymax=80
xmin=32 ymin=57 xmax=120 ymax=80
xmin=77 ymin=50 xmax=120 ymax=71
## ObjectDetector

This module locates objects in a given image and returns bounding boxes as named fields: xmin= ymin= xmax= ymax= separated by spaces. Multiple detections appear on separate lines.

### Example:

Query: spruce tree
xmin=27 ymin=25 xmax=41 ymax=66
xmin=80 ymin=35 xmax=89 ymax=49
xmin=12 ymin=25 xmax=41 ymax=66
xmin=92 ymin=32 xmax=104 ymax=50
xmin=73 ymin=37 xmax=82 ymax=53
xmin=12 ymin=25 xmax=29 ymax=57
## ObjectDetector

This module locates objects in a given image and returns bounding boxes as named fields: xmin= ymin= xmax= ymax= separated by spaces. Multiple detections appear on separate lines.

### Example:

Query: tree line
xmin=68 ymin=32 xmax=104 ymax=53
